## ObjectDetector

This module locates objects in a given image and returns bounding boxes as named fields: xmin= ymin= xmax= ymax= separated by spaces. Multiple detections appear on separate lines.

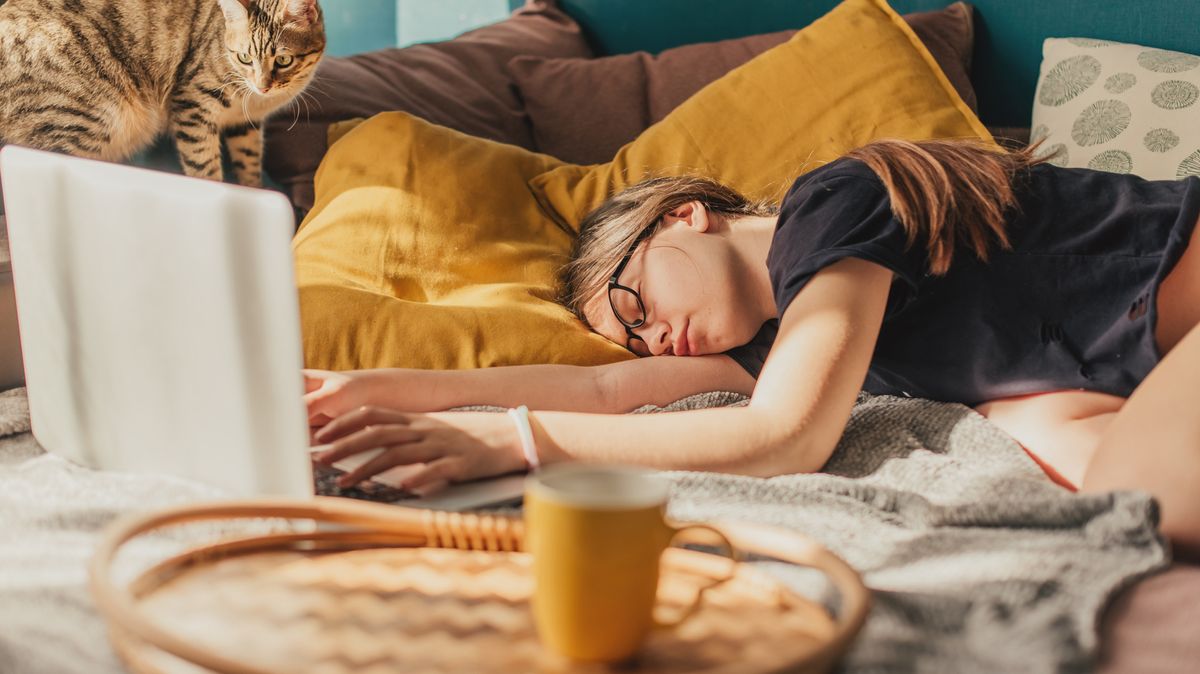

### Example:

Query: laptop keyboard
xmin=311 ymin=459 xmax=418 ymax=503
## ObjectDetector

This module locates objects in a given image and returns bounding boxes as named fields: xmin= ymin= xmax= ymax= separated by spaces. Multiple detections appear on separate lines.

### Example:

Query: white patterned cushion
xmin=1031 ymin=38 xmax=1200 ymax=179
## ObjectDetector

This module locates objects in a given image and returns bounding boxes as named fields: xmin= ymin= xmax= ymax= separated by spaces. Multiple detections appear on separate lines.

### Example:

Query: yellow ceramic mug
xmin=525 ymin=464 xmax=738 ymax=663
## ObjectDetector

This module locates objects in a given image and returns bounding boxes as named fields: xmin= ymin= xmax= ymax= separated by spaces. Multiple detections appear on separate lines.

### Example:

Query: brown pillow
xmin=263 ymin=0 xmax=592 ymax=214
xmin=507 ymin=2 xmax=978 ymax=166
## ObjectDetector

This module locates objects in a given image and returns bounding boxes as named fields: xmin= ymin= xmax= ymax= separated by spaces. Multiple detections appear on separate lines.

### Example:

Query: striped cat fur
xmin=0 ymin=0 xmax=325 ymax=187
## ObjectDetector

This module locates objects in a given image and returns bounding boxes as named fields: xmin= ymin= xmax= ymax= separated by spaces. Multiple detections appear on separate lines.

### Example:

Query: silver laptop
xmin=0 ymin=146 xmax=525 ymax=510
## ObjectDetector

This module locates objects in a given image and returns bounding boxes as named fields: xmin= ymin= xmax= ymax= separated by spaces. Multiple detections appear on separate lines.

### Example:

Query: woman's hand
xmin=304 ymin=369 xmax=384 ymax=432
xmin=311 ymin=407 xmax=527 ymax=493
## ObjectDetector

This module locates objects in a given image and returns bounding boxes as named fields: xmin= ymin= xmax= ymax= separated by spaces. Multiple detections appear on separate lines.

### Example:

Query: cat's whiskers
xmin=293 ymin=89 xmax=317 ymax=122
xmin=236 ymin=82 xmax=260 ymax=131
xmin=282 ymin=89 xmax=311 ymax=131
xmin=214 ymin=72 xmax=248 ymax=97
xmin=285 ymin=98 xmax=301 ymax=132
xmin=213 ymin=81 xmax=240 ymax=95
xmin=297 ymin=79 xmax=328 ymax=113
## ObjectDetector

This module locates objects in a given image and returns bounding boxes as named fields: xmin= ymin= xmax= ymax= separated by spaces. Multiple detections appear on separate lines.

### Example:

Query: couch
xmin=2 ymin=0 xmax=1199 ymax=670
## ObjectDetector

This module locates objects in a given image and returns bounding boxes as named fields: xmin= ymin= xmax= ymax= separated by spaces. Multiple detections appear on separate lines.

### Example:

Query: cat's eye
xmin=275 ymin=55 xmax=295 ymax=68
xmin=237 ymin=52 xmax=252 ymax=65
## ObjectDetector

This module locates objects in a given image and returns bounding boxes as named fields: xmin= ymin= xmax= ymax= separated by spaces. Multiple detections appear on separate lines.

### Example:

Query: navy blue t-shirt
xmin=726 ymin=158 xmax=1200 ymax=405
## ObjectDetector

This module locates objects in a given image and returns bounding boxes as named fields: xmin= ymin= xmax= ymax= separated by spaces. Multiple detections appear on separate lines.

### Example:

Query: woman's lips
xmin=674 ymin=319 xmax=691 ymax=356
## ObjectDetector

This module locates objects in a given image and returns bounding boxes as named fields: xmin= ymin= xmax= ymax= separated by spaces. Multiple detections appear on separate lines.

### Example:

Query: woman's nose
xmin=649 ymin=322 xmax=672 ymax=356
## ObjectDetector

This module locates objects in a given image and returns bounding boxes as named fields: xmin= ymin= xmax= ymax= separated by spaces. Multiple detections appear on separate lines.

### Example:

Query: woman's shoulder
xmin=771 ymin=155 xmax=904 ymax=254
xmin=783 ymin=157 xmax=884 ymax=205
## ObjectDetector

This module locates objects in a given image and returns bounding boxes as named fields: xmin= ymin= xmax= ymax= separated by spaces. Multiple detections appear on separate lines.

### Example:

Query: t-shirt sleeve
xmin=724 ymin=319 xmax=778 ymax=379
xmin=768 ymin=171 xmax=924 ymax=319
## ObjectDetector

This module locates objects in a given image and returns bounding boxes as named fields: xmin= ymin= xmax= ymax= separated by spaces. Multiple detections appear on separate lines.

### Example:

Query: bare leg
xmin=1082 ymin=320 xmax=1200 ymax=561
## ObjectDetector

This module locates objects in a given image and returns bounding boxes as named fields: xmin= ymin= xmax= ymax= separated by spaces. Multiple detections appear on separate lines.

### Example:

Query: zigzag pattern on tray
xmin=135 ymin=547 xmax=835 ymax=673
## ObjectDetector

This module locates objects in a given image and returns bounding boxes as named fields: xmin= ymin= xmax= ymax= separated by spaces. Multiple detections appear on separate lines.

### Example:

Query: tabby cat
xmin=0 ymin=0 xmax=325 ymax=187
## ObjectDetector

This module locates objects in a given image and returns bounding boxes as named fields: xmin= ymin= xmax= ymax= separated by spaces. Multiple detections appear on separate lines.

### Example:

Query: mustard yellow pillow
xmin=529 ymin=0 xmax=994 ymax=232
xmin=293 ymin=112 xmax=635 ymax=371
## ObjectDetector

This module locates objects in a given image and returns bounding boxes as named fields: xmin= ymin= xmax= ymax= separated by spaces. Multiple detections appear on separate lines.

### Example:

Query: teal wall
xmin=397 ymin=0 xmax=510 ymax=47
xmin=322 ymin=0 xmax=396 ymax=56
xmin=322 ymin=0 xmax=510 ymax=57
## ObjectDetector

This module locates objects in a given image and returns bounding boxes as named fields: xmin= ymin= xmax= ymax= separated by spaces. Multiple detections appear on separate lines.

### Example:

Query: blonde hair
xmin=560 ymin=138 xmax=1049 ymax=322
xmin=559 ymin=176 xmax=778 ymax=328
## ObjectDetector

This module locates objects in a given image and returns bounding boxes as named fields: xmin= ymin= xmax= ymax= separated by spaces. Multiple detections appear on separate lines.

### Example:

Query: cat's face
xmin=217 ymin=0 xmax=325 ymax=97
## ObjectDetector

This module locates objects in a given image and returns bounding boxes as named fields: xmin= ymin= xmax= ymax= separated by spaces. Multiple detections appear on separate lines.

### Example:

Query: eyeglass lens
xmin=608 ymin=286 xmax=644 ymax=327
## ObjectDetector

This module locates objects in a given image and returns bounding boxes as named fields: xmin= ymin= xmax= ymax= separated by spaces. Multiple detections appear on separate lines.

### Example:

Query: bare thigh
xmin=1081 ymin=212 xmax=1200 ymax=560
xmin=1082 ymin=320 xmax=1200 ymax=560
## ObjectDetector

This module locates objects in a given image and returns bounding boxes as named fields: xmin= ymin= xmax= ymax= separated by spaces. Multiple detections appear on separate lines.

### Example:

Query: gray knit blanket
xmin=0 ymin=387 xmax=1168 ymax=673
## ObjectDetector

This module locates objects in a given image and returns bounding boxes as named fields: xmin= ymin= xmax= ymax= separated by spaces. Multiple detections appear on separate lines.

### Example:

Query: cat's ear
xmin=216 ymin=0 xmax=250 ymax=23
xmin=285 ymin=0 xmax=320 ymax=26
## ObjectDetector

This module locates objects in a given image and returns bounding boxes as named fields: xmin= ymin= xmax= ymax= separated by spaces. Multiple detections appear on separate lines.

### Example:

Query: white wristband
xmin=507 ymin=405 xmax=540 ymax=471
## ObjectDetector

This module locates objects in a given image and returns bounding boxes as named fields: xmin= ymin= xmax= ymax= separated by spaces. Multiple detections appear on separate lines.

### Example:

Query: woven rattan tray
xmin=90 ymin=497 xmax=870 ymax=674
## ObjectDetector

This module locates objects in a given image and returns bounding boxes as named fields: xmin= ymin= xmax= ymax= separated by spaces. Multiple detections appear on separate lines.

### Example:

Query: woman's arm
xmin=526 ymin=258 xmax=892 ymax=476
xmin=305 ymin=350 xmax=754 ymax=418
xmin=315 ymin=258 xmax=892 ymax=488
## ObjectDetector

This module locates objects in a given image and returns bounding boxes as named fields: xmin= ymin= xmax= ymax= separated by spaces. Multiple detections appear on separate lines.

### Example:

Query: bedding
xmin=507 ymin=1 xmax=979 ymax=165
xmin=1031 ymin=38 xmax=1200 ymax=179
xmin=262 ymin=0 xmax=592 ymax=215
xmin=293 ymin=0 xmax=990 ymax=372
xmin=2 ymin=387 xmax=1196 ymax=673
xmin=528 ymin=0 xmax=992 ymax=233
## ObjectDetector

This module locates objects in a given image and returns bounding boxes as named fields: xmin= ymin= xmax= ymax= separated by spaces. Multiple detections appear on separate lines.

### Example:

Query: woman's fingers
xmin=303 ymin=376 xmax=342 ymax=420
xmin=335 ymin=440 xmax=435 ymax=487
xmin=315 ymin=406 xmax=410 ymax=444
xmin=308 ymin=413 xmax=334 ymax=443
xmin=303 ymin=387 xmax=331 ymax=408
xmin=302 ymin=370 xmax=328 ymax=394
xmin=399 ymin=458 xmax=459 ymax=495
xmin=305 ymin=396 xmax=338 ymax=428
xmin=317 ymin=424 xmax=423 ymax=465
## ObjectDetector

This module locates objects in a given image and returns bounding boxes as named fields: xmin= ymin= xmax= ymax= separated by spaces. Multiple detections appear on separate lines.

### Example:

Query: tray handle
xmin=671 ymin=520 xmax=871 ymax=672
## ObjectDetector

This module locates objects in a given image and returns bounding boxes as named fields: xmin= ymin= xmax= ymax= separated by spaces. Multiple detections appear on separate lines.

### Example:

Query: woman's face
xmin=582 ymin=202 xmax=765 ymax=357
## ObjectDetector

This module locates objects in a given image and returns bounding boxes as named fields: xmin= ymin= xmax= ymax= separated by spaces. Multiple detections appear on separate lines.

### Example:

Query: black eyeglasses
xmin=608 ymin=221 xmax=659 ymax=356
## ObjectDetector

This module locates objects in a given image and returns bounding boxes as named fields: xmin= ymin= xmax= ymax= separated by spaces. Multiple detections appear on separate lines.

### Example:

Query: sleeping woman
xmin=304 ymin=138 xmax=1200 ymax=559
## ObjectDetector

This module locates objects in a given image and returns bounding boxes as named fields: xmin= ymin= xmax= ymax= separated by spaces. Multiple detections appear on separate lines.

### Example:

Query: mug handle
xmin=652 ymin=522 xmax=740 ymax=629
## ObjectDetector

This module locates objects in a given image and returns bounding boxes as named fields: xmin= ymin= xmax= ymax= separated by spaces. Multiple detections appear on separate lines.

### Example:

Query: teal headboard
xmin=548 ymin=0 xmax=1200 ymax=127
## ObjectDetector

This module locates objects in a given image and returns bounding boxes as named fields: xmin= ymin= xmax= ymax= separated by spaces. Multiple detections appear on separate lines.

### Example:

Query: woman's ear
xmin=662 ymin=201 xmax=711 ymax=232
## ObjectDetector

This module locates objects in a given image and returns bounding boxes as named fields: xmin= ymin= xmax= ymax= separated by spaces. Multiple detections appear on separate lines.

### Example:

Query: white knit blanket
xmin=0 ymin=388 xmax=1170 ymax=673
